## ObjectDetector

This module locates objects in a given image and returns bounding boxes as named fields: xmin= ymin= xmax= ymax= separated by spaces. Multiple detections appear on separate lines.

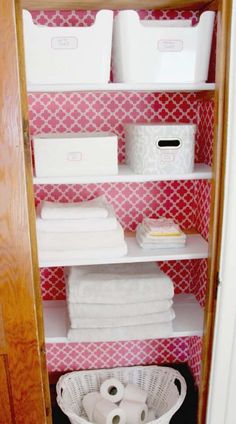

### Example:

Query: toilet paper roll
xmin=120 ymin=400 xmax=148 ymax=424
xmin=82 ymin=392 xmax=102 ymax=421
xmin=100 ymin=378 xmax=125 ymax=403
xmin=123 ymin=383 xmax=148 ymax=404
xmin=147 ymin=407 xmax=156 ymax=422
xmin=93 ymin=398 xmax=126 ymax=424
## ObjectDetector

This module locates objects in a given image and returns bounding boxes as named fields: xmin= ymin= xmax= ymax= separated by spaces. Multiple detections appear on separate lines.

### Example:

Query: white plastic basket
xmin=56 ymin=365 xmax=187 ymax=424
xmin=112 ymin=10 xmax=215 ymax=83
xmin=23 ymin=10 xmax=113 ymax=85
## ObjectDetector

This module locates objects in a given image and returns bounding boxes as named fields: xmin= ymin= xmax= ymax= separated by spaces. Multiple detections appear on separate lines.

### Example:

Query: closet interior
xmin=5 ymin=0 xmax=229 ymax=422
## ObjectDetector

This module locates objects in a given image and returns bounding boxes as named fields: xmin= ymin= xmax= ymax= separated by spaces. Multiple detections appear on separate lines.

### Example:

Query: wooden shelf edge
xmin=21 ymin=0 xmax=215 ymax=11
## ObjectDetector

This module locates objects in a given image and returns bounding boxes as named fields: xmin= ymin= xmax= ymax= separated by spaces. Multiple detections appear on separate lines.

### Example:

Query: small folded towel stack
xmin=66 ymin=262 xmax=175 ymax=342
xmin=136 ymin=217 xmax=186 ymax=249
xmin=36 ymin=196 xmax=127 ymax=262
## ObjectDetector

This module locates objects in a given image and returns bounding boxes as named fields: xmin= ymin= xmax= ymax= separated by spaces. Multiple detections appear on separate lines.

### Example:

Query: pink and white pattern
xmin=34 ymin=180 xmax=196 ymax=230
xmin=28 ymin=9 xmax=215 ymax=384
xmin=191 ymin=259 xmax=208 ymax=308
xmin=46 ymin=337 xmax=190 ymax=373
xmin=196 ymin=100 xmax=214 ymax=166
xmin=194 ymin=180 xmax=212 ymax=241
xmin=30 ymin=9 xmax=200 ymax=28
xmin=29 ymin=91 xmax=199 ymax=164
xmin=189 ymin=336 xmax=203 ymax=386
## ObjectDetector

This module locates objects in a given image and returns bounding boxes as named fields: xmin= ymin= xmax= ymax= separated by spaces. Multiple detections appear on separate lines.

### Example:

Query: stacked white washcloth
xmin=136 ymin=217 xmax=187 ymax=249
xmin=66 ymin=262 xmax=175 ymax=342
xmin=36 ymin=196 xmax=127 ymax=261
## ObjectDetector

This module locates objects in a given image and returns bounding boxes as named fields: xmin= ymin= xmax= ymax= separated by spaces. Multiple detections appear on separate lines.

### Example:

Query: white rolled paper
xmin=123 ymin=383 xmax=148 ymax=404
xmin=120 ymin=400 xmax=148 ymax=424
xmin=100 ymin=378 xmax=125 ymax=403
xmin=93 ymin=398 xmax=126 ymax=424
xmin=147 ymin=408 xmax=156 ymax=422
xmin=82 ymin=392 xmax=102 ymax=421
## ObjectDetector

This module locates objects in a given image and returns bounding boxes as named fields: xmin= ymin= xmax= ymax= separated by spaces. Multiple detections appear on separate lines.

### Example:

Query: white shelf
xmin=43 ymin=293 xmax=203 ymax=343
xmin=38 ymin=233 xmax=208 ymax=267
xmin=33 ymin=163 xmax=212 ymax=185
xmin=28 ymin=82 xmax=215 ymax=93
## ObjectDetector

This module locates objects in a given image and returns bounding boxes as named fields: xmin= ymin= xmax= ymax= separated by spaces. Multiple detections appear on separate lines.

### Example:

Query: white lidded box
xmin=23 ymin=10 xmax=113 ymax=85
xmin=125 ymin=123 xmax=196 ymax=175
xmin=33 ymin=133 xmax=118 ymax=177
xmin=112 ymin=11 xmax=215 ymax=83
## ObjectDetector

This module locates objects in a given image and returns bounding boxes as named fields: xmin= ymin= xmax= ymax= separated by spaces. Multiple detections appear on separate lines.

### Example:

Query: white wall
xmin=207 ymin=1 xmax=236 ymax=422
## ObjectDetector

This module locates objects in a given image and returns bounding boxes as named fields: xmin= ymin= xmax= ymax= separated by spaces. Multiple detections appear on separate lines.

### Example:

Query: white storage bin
xmin=56 ymin=365 xmax=187 ymax=424
xmin=33 ymin=133 xmax=118 ymax=177
xmin=125 ymin=123 xmax=196 ymax=175
xmin=23 ymin=10 xmax=113 ymax=85
xmin=112 ymin=11 xmax=215 ymax=83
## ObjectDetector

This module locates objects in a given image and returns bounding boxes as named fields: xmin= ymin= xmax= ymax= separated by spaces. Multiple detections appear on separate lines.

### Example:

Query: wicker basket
xmin=56 ymin=365 xmax=187 ymax=424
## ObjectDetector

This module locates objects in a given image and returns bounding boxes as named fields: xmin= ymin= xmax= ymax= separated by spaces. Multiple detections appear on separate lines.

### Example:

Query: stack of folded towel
xmin=36 ymin=196 xmax=127 ymax=262
xmin=136 ymin=217 xmax=186 ymax=249
xmin=65 ymin=262 xmax=175 ymax=342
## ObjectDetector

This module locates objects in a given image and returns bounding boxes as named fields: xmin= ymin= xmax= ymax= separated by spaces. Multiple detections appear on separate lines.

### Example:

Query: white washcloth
xmin=37 ymin=223 xmax=124 ymax=251
xmin=136 ymin=225 xmax=186 ymax=249
xmin=67 ymin=321 xmax=173 ymax=342
xmin=66 ymin=263 xmax=174 ymax=303
xmin=137 ymin=224 xmax=186 ymax=242
xmin=142 ymin=217 xmax=183 ymax=236
xmin=69 ymin=308 xmax=175 ymax=328
xmin=38 ymin=242 xmax=128 ymax=263
xmin=67 ymin=299 xmax=173 ymax=318
xmin=36 ymin=202 xmax=118 ymax=233
xmin=38 ymin=196 xmax=109 ymax=220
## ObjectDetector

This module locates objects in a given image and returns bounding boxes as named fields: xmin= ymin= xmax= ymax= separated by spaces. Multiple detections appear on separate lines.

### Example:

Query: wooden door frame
xmin=0 ymin=1 xmax=51 ymax=422
xmin=198 ymin=0 xmax=232 ymax=422
xmin=0 ymin=0 xmax=231 ymax=422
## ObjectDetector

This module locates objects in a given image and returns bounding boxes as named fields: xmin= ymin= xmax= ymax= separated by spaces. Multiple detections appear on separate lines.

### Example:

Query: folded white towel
xmin=38 ymin=242 xmax=128 ymax=263
xmin=36 ymin=202 xmax=118 ymax=233
xmin=67 ymin=321 xmax=173 ymax=342
xmin=67 ymin=299 xmax=173 ymax=318
xmin=69 ymin=308 xmax=175 ymax=328
xmin=37 ymin=223 xmax=124 ymax=251
xmin=66 ymin=262 xmax=158 ymax=280
xmin=38 ymin=196 xmax=109 ymax=220
xmin=66 ymin=263 xmax=174 ymax=304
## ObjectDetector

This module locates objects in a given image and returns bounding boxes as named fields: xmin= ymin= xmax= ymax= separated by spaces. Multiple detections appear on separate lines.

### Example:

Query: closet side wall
xmin=0 ymin=1 xmax=50 ymax=422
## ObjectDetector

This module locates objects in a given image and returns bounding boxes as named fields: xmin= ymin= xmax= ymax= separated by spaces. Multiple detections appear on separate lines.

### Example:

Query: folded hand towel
xmin=69 ymin=308 xmax=175 ymax=329
xmin=38 ymin=196 xmax=109 ymax=220
xmin=38 ymin=242 xmax=128 ymax=263
xmin=66 ymin=263 xmax=174 ymax=303
xmin=36 ymin=203 xmax=118 ymax=233
xmin=67 ymin=299 xmax=173 ymax=319
xmin=37 ymin=223 xmax=124 ymax=251
xmin=67 ymin=321 xmax=173 ymax=342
